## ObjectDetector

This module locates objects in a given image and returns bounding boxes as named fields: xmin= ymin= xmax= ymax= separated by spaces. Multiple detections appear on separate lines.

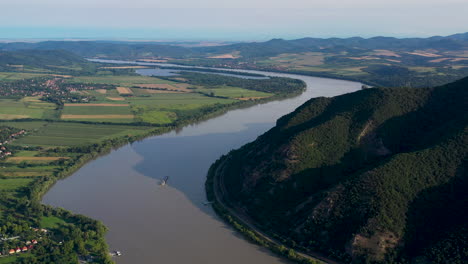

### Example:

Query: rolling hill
xmin=211 ymin=77 xmax=468 ymax=263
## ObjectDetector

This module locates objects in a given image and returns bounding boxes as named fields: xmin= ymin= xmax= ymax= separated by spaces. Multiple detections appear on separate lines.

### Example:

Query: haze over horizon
xmin=1 ymin=0 xmax=468 ymax=41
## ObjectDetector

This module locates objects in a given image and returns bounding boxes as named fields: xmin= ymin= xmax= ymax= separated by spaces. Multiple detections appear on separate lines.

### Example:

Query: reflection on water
xmin=43 ymin=61 xmax=361 ymax=264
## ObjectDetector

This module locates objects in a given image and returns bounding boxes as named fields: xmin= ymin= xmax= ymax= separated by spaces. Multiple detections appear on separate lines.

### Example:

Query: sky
xmin=1 ymin=0 xmax=467 ymax=41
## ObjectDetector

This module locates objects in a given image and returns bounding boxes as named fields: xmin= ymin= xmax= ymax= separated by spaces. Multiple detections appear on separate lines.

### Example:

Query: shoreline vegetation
xmin=0 ymin=63 xmax=306 ymax=263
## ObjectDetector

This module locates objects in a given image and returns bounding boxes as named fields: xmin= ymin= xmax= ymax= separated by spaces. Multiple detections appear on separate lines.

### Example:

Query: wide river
xmin=43 ymin=60 xmax=362 ymax=264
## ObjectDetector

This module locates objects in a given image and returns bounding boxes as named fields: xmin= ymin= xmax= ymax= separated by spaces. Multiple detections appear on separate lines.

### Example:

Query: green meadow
xmin=0 ymin=98 xmax=57 ymax=120
xmin=7 ymin=122 xmax=152 ymax=147
xmin=68 ymin=75 xmax=177 ymax=86
xmin=196 ymin=85 xmax=272 ymax=98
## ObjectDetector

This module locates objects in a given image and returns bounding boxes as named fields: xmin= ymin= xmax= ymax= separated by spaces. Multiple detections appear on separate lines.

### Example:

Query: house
xmin=26 ymin=240 xmax=31 ymax=245
xmin=22 ymin=246 xmax=28 ymax=252
xmin=32 ymin=239 xmax=38 ymax=244
xmin=28 ymin=245 xmax=34 ymax=250
xmin=15 ymin=247 xmax=21 ymax=253
xmin=9 ymin=249 xmax=15 ymax=254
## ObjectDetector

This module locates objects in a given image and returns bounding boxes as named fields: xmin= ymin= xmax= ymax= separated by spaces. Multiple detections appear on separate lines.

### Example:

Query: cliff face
xmin=218 ymin=77 xmax=468 ymax=263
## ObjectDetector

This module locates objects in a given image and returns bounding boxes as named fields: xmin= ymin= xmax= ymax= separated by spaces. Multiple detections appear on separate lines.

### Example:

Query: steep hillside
xmin=212 ymin=77 xmax=468 ymax=263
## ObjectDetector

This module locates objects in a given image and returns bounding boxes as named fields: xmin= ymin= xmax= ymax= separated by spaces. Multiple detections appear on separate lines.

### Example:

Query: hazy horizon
xmin=2 ymin=0 xmax=468 ymax=41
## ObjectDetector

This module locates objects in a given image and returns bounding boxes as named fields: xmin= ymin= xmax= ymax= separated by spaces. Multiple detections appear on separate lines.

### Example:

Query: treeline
xmin=164 ymin=71 xmax=306 ymax=95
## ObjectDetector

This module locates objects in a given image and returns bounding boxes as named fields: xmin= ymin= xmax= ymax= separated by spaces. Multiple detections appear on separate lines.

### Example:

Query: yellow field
xmin=96 ymin=89 xmax=107 ymax=94
xmin=207 ymin=54 xmax=240 ymax=59
xmin=116 ymin=87 xmax=133 ymax=95
xmin=61 ymin=114 xmax=135 ymax=119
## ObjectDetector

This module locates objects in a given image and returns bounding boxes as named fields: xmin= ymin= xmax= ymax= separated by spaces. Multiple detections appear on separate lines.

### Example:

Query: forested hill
xmin=214 ymin=77 xmax=468 ymax=263
xmin=0 ymin=49 xmax=96 ymax=73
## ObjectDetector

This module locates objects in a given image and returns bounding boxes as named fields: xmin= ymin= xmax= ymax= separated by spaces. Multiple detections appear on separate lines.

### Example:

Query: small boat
xmin=160 ymin=176 xmax=169 ymax=186
xmin=109 ymin=250 xmax=122 ymax=257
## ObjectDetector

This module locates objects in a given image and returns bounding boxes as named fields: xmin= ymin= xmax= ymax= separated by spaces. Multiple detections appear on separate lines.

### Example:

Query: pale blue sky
xmin=1 ymin=0 xmax=467 ymax=40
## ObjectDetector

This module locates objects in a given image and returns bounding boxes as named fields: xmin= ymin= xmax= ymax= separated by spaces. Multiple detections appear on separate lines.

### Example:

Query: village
xmin=0 ymin=128 xmax=26 ymax=160
xmin=0 ymin=238 xmax=39 ymax=256
xmin=0 ymin=76 xmax=109 ymax=104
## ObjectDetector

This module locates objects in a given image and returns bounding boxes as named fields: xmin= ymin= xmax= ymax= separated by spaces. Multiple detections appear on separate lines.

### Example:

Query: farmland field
xmin=8 ymin=122 xmax=152 ymax=147
xmin=60 ymin=104 xmax=135 ymax=122
xmin=0 ymin=166 xmax=60 ymax=177
xmin=68 ymin=75 xmax=178 ymax=86
xmin=116 ymin=87 xmax=133 ymax=95
xmin=0 ymin=98 xmax=58 ymax=120
xmin=0 ymin=178 xmax=34 ymax=191
xmin=62 ymin=105 xmax=132 ymax=115
xmin=6 ymin=156 xmax=69 ymax=163
xmin=196 ymin=85 xmax=272 ymax=99
xmin=0 ymin=72 xmax=51 ymax=81
xmin=128 ymin=93 xmax=235 ymax=107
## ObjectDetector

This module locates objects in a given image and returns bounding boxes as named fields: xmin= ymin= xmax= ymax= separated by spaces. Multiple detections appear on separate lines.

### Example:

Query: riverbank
xmin=207 ymin=156 xmax=343 ymax=264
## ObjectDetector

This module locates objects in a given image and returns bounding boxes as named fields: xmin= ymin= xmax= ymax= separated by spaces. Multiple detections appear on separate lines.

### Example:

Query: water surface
xmin=43 ymin=61 xmax=361 ymax=264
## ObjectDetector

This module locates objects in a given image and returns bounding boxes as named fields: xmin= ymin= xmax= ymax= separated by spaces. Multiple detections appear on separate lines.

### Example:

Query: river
xmin=42 ymin=60 xmax=362 ymax=264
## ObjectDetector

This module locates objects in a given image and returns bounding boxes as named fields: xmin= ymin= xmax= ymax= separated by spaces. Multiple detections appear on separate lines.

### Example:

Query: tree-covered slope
xmin=215 ymin=77 xmax=468 ymax=263
xmin=0 ymin=49 xmax=97 ymax=73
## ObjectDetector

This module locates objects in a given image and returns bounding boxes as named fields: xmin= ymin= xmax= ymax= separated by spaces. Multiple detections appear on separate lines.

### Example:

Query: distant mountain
xmin=1 ymin=33 xmax=467 ymax=59
xmin=0 ymin=49 xmax=86 ymax=68
xmin=0 ymin=41 xmax=197 ymax=59
xmin=212 ymin=77 xmax=468 ymax=263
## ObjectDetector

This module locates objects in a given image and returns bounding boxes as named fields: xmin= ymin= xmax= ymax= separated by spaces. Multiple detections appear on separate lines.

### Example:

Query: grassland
xmin=128 ymin=93 xmax=235 ymax=106
xmin=40 ymin=216 xmax=67 ymax=229
xmin=6 ymin=156 xmax=69 ymax=164
xmin=0 ymin=178 xmax=34 ymax=191
xmin=68 ymin=75 xmax=177 ymax=86
xmin=4 ymin=122 xmax=151 ymax=147
xmin=0 ymin=256 xmax=18 ymax=264
xmin=0 ymin=166 xmax=59 ymax=178
xmin=60 ymin=104 xmax=134 ymax=122
xmin=0 ymin=72 xmax=51 ymax=82
xmin=0 ymin=98 xmax=57 ymax=120
xmin=196 ymin=85 xmax=272 ymax=99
